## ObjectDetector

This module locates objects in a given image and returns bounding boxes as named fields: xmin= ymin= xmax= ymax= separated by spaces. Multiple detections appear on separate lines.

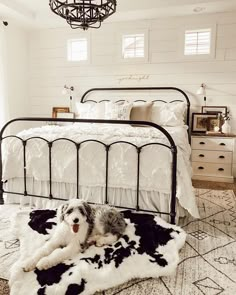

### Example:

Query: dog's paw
xmin=87 ymin=235 xmax=99 ymax=245
xmin=95 ymin=237 xmax=107 ymax=247
xmin=22 ymin=259 xmax=37 ymax=272
xmin=36 ymin=258 xmax=52 ymax=271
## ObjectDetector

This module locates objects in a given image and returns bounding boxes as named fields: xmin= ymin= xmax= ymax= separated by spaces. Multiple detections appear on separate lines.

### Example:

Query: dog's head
xmin=57 ymin=199 xmax=93 ymax=234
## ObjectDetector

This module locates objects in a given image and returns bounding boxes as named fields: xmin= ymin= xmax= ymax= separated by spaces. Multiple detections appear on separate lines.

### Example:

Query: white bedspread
xmin=2 ymin=123 xmax=199 ymax=218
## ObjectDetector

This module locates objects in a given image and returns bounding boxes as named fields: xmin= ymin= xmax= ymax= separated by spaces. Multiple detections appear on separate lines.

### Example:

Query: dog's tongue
xmin=72 ymin=224 xmax=79 ymax=233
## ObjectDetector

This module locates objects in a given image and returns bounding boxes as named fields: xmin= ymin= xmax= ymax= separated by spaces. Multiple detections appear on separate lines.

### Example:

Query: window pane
xmin=68 ymin=39 xmax=88 ymax=61
xmin=184 ymin=29 xmax=211 ymax=56
xmin=122 ymin=33 xmax=145 ymax=59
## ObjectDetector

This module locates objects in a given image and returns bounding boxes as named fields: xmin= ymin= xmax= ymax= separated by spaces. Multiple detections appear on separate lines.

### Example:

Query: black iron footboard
xmin=0 ymin=118 xmax=177 ymax=223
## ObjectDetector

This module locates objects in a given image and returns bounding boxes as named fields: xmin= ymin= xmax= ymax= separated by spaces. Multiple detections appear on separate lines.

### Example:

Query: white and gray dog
xmin=23 ymin=199 xmax=126 ymax=271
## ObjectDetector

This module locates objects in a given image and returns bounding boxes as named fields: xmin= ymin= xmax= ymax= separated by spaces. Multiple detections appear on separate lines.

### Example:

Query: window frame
xmin=119 ymin=29 xmax=149 ymax=63
xmin=179 ymin=24 xmax=216 ymax=60
xmin=67 ymin=36 xmax=90 ymax=64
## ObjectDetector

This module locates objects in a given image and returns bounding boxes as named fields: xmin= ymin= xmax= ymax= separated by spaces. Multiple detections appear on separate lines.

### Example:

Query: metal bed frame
xmin=0 ymin=87 xmax=190 ymax=224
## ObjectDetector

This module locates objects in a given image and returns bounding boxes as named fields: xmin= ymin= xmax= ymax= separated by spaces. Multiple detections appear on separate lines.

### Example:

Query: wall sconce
xmin=62 ymin=85 xmax=74 ymax=112
xmin=196 ymin=83 xmax=206 ymax=106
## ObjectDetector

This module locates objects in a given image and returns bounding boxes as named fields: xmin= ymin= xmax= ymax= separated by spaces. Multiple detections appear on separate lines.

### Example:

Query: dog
xmin=22 ymin=199 xmax=126 ymax=271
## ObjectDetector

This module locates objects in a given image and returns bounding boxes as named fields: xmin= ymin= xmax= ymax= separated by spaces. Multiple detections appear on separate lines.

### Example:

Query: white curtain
xmin=0 ymin=26 xmax=8 ymax=128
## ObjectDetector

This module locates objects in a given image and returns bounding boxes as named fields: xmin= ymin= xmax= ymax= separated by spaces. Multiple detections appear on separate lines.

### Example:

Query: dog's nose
xmin=73 ymin=218 xmax=79 ymax=223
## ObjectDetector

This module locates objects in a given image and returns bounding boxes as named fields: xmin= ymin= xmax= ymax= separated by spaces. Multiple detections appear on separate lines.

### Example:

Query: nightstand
xmin=191 ymin=134 xmax=235 ymax=183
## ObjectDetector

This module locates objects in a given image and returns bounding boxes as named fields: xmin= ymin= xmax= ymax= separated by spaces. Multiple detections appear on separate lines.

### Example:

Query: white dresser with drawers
xmin=191 ymin=134 xmax=235 ymax=183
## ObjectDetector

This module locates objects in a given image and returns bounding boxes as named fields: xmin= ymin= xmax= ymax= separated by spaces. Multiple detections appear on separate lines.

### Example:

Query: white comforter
xmin=2 ymin=123 xmax=199 ymax=218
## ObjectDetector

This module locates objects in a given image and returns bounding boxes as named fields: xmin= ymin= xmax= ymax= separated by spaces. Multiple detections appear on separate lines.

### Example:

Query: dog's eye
xmin=67 ymin=208 xmax=73 ymax=214
xmin=79 ymin=207 xmax=85 ymax=216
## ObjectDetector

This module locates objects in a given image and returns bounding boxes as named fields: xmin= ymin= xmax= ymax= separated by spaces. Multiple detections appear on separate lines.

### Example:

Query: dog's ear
xmin=82 ymin=202 xmax=93 ymax=223
xmin=57 ymin=203 xmax=69 ymax=223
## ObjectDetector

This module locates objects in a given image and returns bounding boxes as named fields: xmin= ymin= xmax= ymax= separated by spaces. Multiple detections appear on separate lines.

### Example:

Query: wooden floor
xmin=192 ymin=179 xmax=236 ymax=194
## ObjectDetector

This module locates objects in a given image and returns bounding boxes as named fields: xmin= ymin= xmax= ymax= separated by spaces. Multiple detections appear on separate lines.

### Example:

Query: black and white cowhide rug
xmin=9 ymin=209 xmax=186 ymax=295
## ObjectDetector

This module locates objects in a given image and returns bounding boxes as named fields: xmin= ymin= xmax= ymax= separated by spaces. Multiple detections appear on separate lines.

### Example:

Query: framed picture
xmin=52 ymin=107 xmax=70 ymax=118
xmin=201 ymin=106 xmax=227 ymax=116
xmin=192 ymin=113 xmax=218 ymax=133
xmin=207 ymin=117 xmax=221 ymax=132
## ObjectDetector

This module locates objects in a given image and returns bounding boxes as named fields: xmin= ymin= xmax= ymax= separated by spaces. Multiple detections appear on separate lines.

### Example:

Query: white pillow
xmin=151 ymin=102 xmax=186 ymax=126
xmin=75 ymin=102 xmax=105 ymax=119
xmin=105 ymin=102 xmax=133 ymax=120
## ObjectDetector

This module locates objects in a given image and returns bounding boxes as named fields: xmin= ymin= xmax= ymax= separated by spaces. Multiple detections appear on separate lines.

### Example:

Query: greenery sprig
xmin=222 ymin=111 xmax=230 ymax=121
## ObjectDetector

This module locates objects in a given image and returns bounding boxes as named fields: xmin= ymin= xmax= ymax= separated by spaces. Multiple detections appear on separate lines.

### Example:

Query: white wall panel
xmin=6 ymin=25 xmax=29 ymax=133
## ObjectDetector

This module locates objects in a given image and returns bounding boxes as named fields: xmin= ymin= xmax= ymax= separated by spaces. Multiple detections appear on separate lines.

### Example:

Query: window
xmin=184 ymin=29 xmax=211 ymax=55
xmin=122 ymin=34 xmax=145 ymax=59
xmin=67 ymin=38 xmax=88 ymax=61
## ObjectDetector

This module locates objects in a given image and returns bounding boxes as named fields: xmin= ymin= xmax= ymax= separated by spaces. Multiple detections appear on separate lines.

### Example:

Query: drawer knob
xmin=199 ymin=142 xmax=205 ymax=145
xmin=219 ymin=143 xmax=226 ymax=146
xmin=198 ymin=166 xmax=204 ymax=170
xmin=218 ymin=168 xmax=224 ymax=171
xmin=219 ymin=155 xmax=225 ymax=159
xmin=199 ymin=154 xmax=205 ymax=157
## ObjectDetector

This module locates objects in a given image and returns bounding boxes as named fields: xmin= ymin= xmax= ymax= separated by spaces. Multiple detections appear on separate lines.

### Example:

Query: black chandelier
xmin=49 ymin=0 xmax=117 ymax=30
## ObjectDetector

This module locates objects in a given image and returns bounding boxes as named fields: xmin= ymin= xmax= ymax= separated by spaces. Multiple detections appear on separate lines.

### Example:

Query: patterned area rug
xmin=0 ymin=189 xmax=235 ymax=295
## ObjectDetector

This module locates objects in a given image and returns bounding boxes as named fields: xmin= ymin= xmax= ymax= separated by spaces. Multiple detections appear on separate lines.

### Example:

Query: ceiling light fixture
xmin=49 ymin=0 xmax=117 ymax=30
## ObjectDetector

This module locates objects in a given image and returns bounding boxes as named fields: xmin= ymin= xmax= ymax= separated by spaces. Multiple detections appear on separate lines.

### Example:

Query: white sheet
xmin=2 ymin=123 xmax=199 ymax=218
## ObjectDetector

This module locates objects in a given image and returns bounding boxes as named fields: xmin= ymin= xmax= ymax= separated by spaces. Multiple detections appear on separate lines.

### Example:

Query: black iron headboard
xmin=80 ymin=87 xmax=191 ymax=136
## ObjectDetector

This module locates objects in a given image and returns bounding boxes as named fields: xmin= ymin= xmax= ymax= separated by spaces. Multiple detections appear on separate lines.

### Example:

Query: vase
xmin=221 ymin=120 xmax=231 ymax=134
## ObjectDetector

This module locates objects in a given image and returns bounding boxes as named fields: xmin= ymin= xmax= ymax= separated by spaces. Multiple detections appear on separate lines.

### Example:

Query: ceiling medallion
xmin=49 ymin=0 xmax=117 ymax=30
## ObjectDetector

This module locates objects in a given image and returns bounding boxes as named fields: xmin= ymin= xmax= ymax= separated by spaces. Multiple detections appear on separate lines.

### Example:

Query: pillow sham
xmin=130 ymin=102 xmax=153 ymax=122
xmin=151 ymin=102 xmax=186 ymax=127
xmin=75 ymin=102 xmax=105 ymax=119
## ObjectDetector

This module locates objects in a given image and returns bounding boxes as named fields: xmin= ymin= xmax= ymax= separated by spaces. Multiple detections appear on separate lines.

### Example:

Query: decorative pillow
xmin=151 ymin=102 xmax=186 ymax=126
xmin=105 ymin=102 xmax=133 ymax=120
xmin=75 ymin=102 xmax=105 ymax=119
xmin=130 ymin=102 xmax=153 ymax=122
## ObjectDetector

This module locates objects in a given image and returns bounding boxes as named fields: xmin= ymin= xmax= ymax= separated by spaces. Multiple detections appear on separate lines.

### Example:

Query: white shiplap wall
xmin=28 ymin=11 xmax=236 ymax=173
xmin=7 ymin=26 xmax=29 ymax=118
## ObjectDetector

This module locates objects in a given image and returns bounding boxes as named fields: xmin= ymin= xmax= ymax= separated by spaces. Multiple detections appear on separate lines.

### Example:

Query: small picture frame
xmin=192 ymin=113 xmax=218 ymax=133
xmin=207 ymin=117 xmax=221 ymax=132
xmin=202 ymin=106 xmax=227 ymax=116
xmin=52 ymin=107 xmax=70 ymax=118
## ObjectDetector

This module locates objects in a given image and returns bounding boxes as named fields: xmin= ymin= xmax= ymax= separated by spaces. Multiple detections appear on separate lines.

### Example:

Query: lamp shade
xmin=196 ymin=84 xmax=206 ymax=96
xmin=62 ymin=85 xmax=74 ymax=112
xmin=62 ymin=88 xmax=68 ymax=95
